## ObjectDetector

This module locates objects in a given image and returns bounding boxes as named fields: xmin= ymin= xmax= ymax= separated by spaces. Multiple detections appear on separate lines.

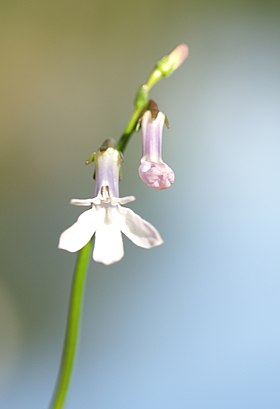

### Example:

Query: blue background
xmin=0 ymin=0 xmax=280 ymax=408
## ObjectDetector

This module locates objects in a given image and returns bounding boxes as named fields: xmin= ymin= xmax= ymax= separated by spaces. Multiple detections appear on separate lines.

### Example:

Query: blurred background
xmin=1 ymin=0 xmax=280 ymax=408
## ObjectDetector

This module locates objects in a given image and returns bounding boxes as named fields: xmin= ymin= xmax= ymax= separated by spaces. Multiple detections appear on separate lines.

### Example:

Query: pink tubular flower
xmin=139 ymin=110 xmax=175 ymax=190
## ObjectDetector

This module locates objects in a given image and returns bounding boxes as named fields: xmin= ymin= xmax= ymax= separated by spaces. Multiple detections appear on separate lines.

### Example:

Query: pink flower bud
xmin=139 ymin=110 xmax=175 ymax=190
xmin=168 ymin=44 xmax=189 ymax=71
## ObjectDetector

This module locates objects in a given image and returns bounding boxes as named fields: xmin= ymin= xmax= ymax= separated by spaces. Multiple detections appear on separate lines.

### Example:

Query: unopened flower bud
xmin=157 ymin=43 xmax=189 ymax=77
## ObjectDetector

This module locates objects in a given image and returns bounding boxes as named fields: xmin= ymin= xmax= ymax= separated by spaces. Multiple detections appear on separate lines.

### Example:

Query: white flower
xmin=139 ymin=108 xmax=175 ymax=190
xmin=58 ymin=146 xmax=163 ymax=265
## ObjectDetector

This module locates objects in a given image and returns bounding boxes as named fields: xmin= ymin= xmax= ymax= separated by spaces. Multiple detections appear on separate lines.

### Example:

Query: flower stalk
xmin=50 ymin=240 xmax=92 ymax=409
xmin=117 ymin=43 xmax=189 ymax=153
xmin=51 ymin=43 xmax=188 ymax=409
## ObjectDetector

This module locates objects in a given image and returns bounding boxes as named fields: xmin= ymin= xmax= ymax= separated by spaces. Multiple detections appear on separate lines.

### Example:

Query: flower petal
xmin=93 ymin=225 xmax=124 ymax=265
xmin=141 ymin=111 xmax=165 ymax=162
xmin=71 ymin=198 xmax=95 ymax=206
xmin=113 ymin=196 xmax=135 ymax=205
xmin=58 ymin=208 xmax=97 ymax=252
xmin=119 ymin=206 xmax=163 ymax=249
xmin=139 ymin=160 xmax=175 ymax=190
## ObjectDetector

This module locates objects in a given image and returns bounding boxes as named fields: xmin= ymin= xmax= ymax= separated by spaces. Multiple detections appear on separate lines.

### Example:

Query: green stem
xmin=51 ymin=48 xmax=178 ymax=409
xmin=116 ymin=68 xmax=164 ymax=154
xmin=50 ymin=240 xmax=92 ymax=409
xmin=116 ymin=106 xmax=146 ymax=153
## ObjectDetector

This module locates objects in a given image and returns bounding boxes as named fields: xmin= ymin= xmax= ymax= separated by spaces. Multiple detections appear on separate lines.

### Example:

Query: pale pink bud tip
xmin=139 ymin=161 xmax=175 ymax=190
xmin=168 ymin=44 xmax=189 ymax=71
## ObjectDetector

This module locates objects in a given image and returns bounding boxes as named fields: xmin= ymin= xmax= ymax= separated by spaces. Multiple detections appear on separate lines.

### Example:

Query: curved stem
xmin=116 ymin=68 xmax=164 ymax=154
xmin=50 ymin=240 xmax=92 ymax=409
xmin=116 ymin=106 xmax=146 ymax=153
xmin=50 ymin=46 xmax=184 ymax=409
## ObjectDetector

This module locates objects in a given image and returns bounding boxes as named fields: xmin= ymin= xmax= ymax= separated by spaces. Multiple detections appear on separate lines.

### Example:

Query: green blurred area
xmin=1 ymin=0 xmax=280 ymax=408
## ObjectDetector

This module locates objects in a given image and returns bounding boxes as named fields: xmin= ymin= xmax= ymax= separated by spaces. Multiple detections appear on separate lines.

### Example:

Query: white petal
xmin=113 ymin=196 xmax=136 ymax=205
xmin=70 ymin=198 xmax=95 ymax=206
xmin=93 ymin=225 xmax=124 ymax=265
xmin=119 ymin=207 xmax=163 ymax=249
xmin=58 ymin=208 xmax=97 ymax=252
